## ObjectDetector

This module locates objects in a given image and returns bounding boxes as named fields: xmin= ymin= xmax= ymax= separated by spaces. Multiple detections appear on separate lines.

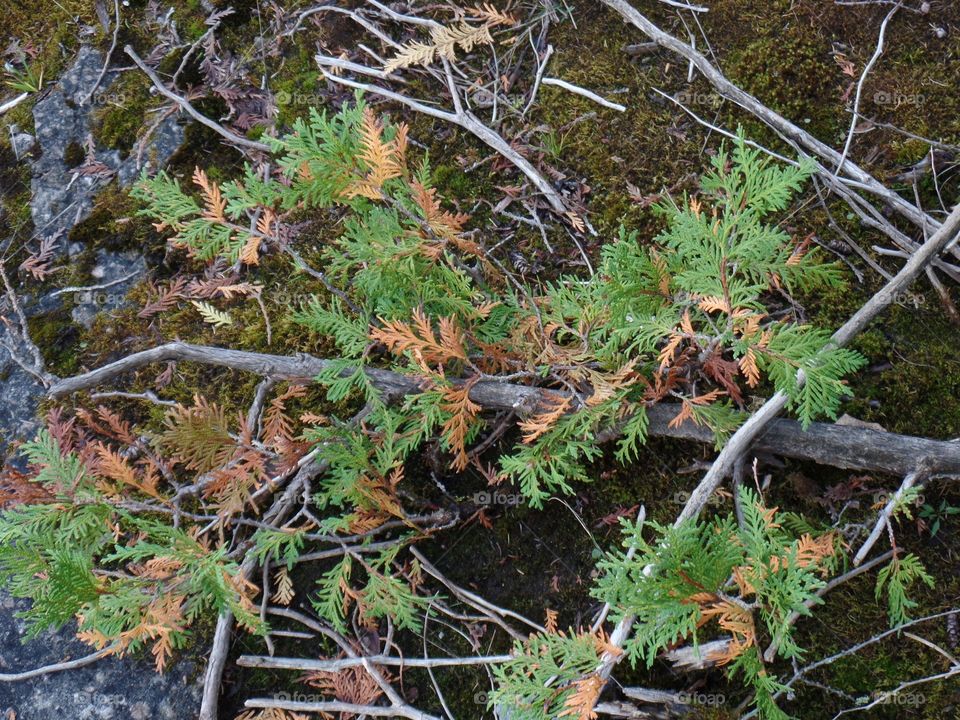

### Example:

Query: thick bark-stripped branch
xmin=46 ymin=341 xmax=960 ymax=477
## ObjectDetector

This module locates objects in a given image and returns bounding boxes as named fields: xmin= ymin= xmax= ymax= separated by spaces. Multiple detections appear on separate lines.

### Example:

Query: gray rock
xmin=29 ymin=45 xmax=184 ymax=244
xmin=0 ymin=292 xmax=63 ymax=464
xmin=69 ymin=249 xmax=147 ymax=329
xmin=0 ymin=591 xmax=203 ymax=720
xmin=118 ymin=115 xmax=185 ymax=187
xmin=30 ymin=46 xmax=110 ymax=235
xmin=0 ymin=44 xmax=184 ymax=452
xmin=0 ymin=43 xmax=185 ymax=453
xmin=0 ymin=364 xmax=45 ymax=456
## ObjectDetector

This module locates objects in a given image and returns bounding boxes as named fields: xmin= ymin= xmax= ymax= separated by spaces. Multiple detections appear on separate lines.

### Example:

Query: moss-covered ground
xmin=2 ymin=0 xmax=960 ymax=718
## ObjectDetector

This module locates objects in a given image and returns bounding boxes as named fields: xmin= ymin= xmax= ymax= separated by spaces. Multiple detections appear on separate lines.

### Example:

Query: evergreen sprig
xmin=592 ymin=487 xmax=840 ymax=719
xmin=132 ymin=99 xmax=864 ymax=511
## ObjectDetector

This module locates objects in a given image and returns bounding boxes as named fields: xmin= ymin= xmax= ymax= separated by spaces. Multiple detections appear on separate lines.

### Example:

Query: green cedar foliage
xmin=0 ymin=97 xmax=873 ymax=681
xmin=0 ymin=431 xmax=261 ymax=671
xmin=591 ymin=487 xmax=837 ymax=719
xmin=133 ymin=96 xmax=865 ymax=509
xmin=490 ymin=628 xmax=610 ymax=720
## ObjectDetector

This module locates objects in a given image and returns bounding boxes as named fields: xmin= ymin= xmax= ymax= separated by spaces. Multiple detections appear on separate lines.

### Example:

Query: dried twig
xmin=851 ymin=469 xmax=922 ymax=566
xmin=316 ymin=65 xmax=571 ymax=218
xmin=0 ymin=263 xmax=55 ymax=387
xmin=541 ymin=77 xmax=626 ymax=112
xmin=0 ymin=646 xmax=116 ymax=682
xmin=243 ymin=697 xmax=442 ymax=719
xmin=600 ymin=0 xmax=939 ymax=235
xmin=236 ymin=653 xmax=513 ymax=671
xmin=0 ymin=92 xmax=29 ymax=116
xmin=835 ymin=2 xmax=901 ymax=174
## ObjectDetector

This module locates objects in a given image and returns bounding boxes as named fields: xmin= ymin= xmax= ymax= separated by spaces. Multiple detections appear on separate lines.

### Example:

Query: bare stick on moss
xmin=852 ymin=469 xmax=923 ymax=567
xmin=834 ymin=1 xmax=901 ymax=175
xmin=0 ymin=92 xmax=28 ymax=116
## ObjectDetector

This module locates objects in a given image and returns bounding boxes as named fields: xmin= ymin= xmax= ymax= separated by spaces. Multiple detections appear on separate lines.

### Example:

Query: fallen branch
xmin=46 ymin=341 xmax=960 ymax=477
xmin=244 ymin=698 xmax=441 ymax=720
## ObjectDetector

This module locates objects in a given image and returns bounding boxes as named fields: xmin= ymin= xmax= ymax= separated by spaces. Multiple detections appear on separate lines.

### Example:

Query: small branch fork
xmin=124 ymin=45 xmax=272 ymax=153
xmin=314 ymin=65 xmax=570 ymax=217
xmin=303 ymin=0 xmax=608 ymax=233
xmin=851 ymin=468 xmax=922 ymax=566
